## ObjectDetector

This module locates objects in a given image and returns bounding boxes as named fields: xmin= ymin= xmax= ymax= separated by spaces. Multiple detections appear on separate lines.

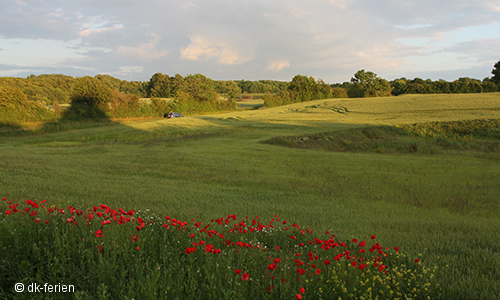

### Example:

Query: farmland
xmin=1 ymin=93 xmax=500 ymax=299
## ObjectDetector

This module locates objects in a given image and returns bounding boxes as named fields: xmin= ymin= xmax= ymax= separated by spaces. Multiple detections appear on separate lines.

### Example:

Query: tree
xmin=66 ymin=76 xmax=113 ymax=119
xmin=492 ymin=59 xmax=500 ymax=85
xmin=349 ymin=70 xmax=392 ymax=97
xmin=180 ymin=74 xmax=217 ymax=102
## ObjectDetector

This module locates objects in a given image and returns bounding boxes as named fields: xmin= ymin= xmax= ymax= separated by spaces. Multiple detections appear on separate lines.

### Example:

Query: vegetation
xmin=1 ymin=198 xmax=436 ymax=299
xmin=263 ymin=119 xmax=500 ymax=156
xmin=263 ymin=75 xmax=348 ymax=107
xmin=1 ymin=93 xmax=500 ymax=299
xmin=0 ymin=86 xmax=55 ymax=124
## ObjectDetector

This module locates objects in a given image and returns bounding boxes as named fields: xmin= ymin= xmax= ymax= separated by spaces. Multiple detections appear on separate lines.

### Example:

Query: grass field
xmin=1 ymin=93 xmax=500 ymax=299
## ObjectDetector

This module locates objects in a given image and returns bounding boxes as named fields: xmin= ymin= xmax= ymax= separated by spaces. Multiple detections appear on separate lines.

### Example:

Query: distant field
xmin=1 ymin=93 xmax=500 ymax=299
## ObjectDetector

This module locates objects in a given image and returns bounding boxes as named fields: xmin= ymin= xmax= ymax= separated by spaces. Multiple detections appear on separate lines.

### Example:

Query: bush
xmin=0 ymin=86 xmax=55 ymax=124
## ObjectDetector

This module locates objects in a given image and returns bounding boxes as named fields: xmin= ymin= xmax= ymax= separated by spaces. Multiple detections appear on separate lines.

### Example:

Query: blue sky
xmin=1 ymin=0 xmax=499 ymax=83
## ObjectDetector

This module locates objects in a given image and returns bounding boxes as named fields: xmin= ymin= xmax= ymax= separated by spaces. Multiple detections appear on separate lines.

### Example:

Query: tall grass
xmin=1 ymin=198 xmax=437 ymax=299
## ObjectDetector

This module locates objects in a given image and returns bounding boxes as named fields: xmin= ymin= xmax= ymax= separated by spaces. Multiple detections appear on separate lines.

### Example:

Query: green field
xmin=1 ymin=93 xmax=500 ymax=299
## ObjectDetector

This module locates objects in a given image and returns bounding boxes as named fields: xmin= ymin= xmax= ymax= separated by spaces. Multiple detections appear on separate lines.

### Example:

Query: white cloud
xmin=115 ymin=33 xmax=168 ymax=61
xmin=181 ymin=36 xmax=254 ymax=65
xmin=265 ymin=61 xmax=290 ymax=72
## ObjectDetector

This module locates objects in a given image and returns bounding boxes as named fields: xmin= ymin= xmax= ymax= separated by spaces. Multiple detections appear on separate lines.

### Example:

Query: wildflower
xmin=241 ymin=273 xmax=250 ymax=281
xmin=299 ymin=287 xmax=305 ymax=294
xmin=324 ymin=260 xmax=331 ymax=265
xmin=95 ymin=229 xmax=103 ymax=238
xmin=268 ymin=263 xmax=277 ymax=271
xmin=371 ymin=235 xmax=376 ymax=240
xmin=295 ymin=294 xmax=303 ymax=299
xmin=394 ymin=246 xmax=399 ymax=253
xmin=415 ymin=259 xmax=420 ymax=263
xmin=185 ymin=247 xmax=196 ymax=255
xmin=235 ymin=269 xmax=242 ymax=275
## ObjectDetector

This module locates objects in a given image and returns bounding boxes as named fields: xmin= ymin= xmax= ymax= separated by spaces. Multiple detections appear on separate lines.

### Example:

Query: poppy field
xmin=1 ymin=198 xmax=436 ymax=299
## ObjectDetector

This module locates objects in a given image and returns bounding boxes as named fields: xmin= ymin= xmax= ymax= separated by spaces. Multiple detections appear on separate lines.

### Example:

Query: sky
xmin=1 ymin=0 xmax=500 ymax=83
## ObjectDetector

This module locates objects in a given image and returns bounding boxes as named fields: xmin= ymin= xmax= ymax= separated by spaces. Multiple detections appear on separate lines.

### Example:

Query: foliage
xmin=215 ymin=80 xmax=242 ymax=101
xmin=147 ymin=73 xmax=183 ymax=98
xmin=349 ymin=70 xmax=393 ymax=98
xmin=0 ymin=86 xmax=55 ymax=124
xmin=492 ymin=59 xmax=500 ymax=85
xmin=65 ymin=76 xmax=114 ymax=119
xmin=264 ymin=75 xmax=346 ymax=107
xmin=236 ymin=80 xmax=290 ymax=93
xmin=390 ymin=77 xmax=499 ymax=95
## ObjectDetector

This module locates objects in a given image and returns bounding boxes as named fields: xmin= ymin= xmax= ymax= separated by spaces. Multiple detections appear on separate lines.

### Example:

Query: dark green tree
xmin=492 ymin=59 xmax=500 ymax=85
xmin=180 ymin=74 xmax=217 ymax=102
xmin=349 ymin=70 xmax=392 ymax=97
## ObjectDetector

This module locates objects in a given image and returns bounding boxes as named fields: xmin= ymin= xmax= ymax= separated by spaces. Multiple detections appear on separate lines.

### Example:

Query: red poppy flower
xmin=299 ymin=287 xmax=305 ymax=294
xmin=185 ymin=247 xmax=196 ymax=255
xmin=95 ymin=229 xmax=103 ymax=238
xmin=241 ymin=273 xmax=249 ymax=281
xmin=371 ymin=235 xmax=376 ymax=240
xmin=415 ymin=258 xmax=420 ymax=263
xmin=235 ymin=269 xmax=242 ymax=275
xmin=295 ymin=294 xmax=303 ymax=300
xmin=324 ymin=260 xmax=331 ymax=265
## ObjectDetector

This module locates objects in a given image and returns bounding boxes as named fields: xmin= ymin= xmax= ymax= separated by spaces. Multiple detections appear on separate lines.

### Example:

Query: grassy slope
xmin=1 ymin=93 xmax=500 ymax=299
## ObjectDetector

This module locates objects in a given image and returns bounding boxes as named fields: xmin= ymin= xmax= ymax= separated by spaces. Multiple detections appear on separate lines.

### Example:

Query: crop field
xmin=1 ymin=93 xmax=500 ymax=299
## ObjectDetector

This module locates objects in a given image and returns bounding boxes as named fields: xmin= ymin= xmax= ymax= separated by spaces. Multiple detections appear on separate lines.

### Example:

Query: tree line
xmin=1 ymin=59 xmax=499 ymax=123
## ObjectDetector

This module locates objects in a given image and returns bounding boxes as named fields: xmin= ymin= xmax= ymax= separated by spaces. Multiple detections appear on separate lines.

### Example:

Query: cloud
xmin=1 ymin=0 xmax=500 ymax=82
xmin=115 ymin=33 xmax=168 ymax=61
xmin=265 ymin=61 xmax=290 ymax=72
xmin=446 ymin=38 xmax=500 ymax=64
xmin=181 ymin=36 xmax=254 ymax=65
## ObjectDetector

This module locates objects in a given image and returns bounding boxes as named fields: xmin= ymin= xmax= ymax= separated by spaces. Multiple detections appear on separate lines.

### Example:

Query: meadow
xmin=1 ymin=93 xmax=500 ymax=299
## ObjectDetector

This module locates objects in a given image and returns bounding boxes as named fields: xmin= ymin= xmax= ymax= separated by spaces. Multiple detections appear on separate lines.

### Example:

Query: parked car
xmin=165 ymin=112 xmax=184 ymax=118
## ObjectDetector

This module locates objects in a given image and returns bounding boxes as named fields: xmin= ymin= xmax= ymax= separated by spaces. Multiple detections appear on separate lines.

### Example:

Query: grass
xmin=1 ymin=93 xmax=500 ymax=299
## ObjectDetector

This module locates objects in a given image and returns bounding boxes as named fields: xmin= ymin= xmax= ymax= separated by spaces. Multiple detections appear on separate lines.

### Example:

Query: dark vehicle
xmin=164 ymin=112 xmax=184 ymax=118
